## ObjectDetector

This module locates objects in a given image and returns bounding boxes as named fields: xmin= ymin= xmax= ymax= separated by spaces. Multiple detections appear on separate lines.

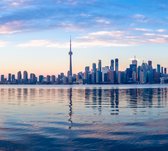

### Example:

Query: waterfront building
xmin=96 ymin=71 xmax=102 ymax=84
xmin=115 ymin=58 xmax=119 ymax=83
xmin=107 ymin=70 xmax=115 ymax=83
xmin=51 ymin=75 xmax=56 ymax=83
xmin=98 ymin=60 xmax=102 ymax=72
xmin=102 ymin=66 xmax=109 ymax=82
xmin=161 ymin=67 xmax=164 ymax=74
xmin=30 ymin=73 xmax=37 ymax=84
xmin=157 ymin=64 xmax=161 ymax=74
xmin=164 ymin=68 xmax=167 ymax=74
xmin=23 ymin=71 xmax=28 ymax=84
xmin=17 ymin=71 xmax=22 ymax=84
xmin=39 ymin=75 xmax=44 ymax=84
xmin=1 ymin=75 xmax=5 ymax=83
xmin=115 ymin=58 xmax=119 ymax=72
xmin=8 ymin=73 xmax=11 ymax=83
xmin=110 ymin=59 xmax=114 ymax=71
xmin=140 ymin=63 xmax=148 ymax=84
xmin=84 ymin=66 xmax=90 ymax=84
xmin=11 ymin=74 xmax=16 ymax=83
xmin=46 ymin=75 xmax=51 ymax=84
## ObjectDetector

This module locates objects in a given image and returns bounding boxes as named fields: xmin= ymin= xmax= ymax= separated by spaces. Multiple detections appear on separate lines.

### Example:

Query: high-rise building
xmin=92 ymin=63 xmax=96 ymax=73
xmin=110 ymin=59 xmax=114 ymax=71
xmin=115 ymin=58 xmax=119 ymax=72
xmin=8 ymin=73 xmax=11 ymax=82
xmin=11 ymin=74 xmax=15 ymax=83
xmin=148 ymin=60 xmax=152 ymax=68
xmin=164 ymin=68 xmax=167 ymax=74
xmin=140 ymin=63 xmax=148 ymax=84
xmin=107 ymin=70 xmax=115 ymax=83
xmin=98 ymin=60 xmax=102 ymax=72
xmin=1 ymin=75 xmax=5 ymax=83
xmin=96 ymin=71 xmax=102 ymax=83
xmin=51 ymin=75 xmax=56 ymax=83
xmin=23 ymin=71 xmax=28 ymax=84
xmin=132 ymin=56 xmax=137 ymax=66
xmin=46 ymin=75 xmax=51 ymax=83
xmin=17 ymin=71 xmax=22 ymax=83
xmin=39 ymin=75 xmax=44 ymax=84
xmin=30 ymin=73 xmax=36 ymax=84
xmin=96 ymin=60 xmax=102 ymax=83
xmin=157 ymin=64 xmax=161 ymax=73
xmin=84 ymin=66 xmax=90 ymax=83
xmin=91 ymin=63 xmax=97 ymax=84
xmin=161 ymin=67 xmax=164 ymax=74
xmin=102 ymin=66 xmax=109 ymax=82
xmin=115 ymin=58 xmax=119 ymax=83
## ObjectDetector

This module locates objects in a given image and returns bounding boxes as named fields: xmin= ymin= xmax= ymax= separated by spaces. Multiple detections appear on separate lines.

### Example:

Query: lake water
xmin=0 ymin=84 xmax=168 ymax=151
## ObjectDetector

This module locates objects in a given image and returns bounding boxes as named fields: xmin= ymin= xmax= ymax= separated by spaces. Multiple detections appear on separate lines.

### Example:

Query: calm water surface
xmin=0 ymin=84 xmax=168 ymax=151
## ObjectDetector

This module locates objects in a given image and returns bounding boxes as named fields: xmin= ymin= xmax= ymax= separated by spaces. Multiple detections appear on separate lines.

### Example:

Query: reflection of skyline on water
xmin=0 ymin=86 xmax=168 ymax=150
xmin=68 ymin=88 xmax=73 ymax=130
xmin=0 ymin=87 xmax=167 ymax=113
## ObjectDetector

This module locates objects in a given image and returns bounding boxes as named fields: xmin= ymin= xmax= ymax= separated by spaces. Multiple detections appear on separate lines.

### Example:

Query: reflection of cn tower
xmin=68 ymin=88 xmax=73 ymax=129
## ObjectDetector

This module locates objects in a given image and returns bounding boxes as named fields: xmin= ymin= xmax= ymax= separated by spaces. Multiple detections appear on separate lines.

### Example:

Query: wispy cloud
xmin=0 ymin=0 xmax=167 ymax=49
xmin=0 ymin=21 xmax=24 ymax=34
xmin=132 ymin=14 xmax=152 ymax=24
xmin=17 ymin=40 xmax=69 ymax=48
xmin=16 ymin=28 xmax=168 ymax=48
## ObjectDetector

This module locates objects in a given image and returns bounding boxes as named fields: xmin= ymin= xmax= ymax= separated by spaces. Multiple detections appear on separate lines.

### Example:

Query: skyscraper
xmin=17 ymin=71 xmax=22 ymax=83
xmin=131 ymin=57 xmax=138 ymax=83
xmin=161 ymin=67 xmax=164 ymax=74
xmin=69 ymin=37 xmax=73 ymax=77
xmin=23 ymin=71 xmax=28 ymax=83
xmin=98 ymin=60 xmax=102 ymax=72
xmin=110 ymin=59 xmax=114 ymax=71
xmin=132 ymin=56 xmax=137 ymax=66
xmin=92 ymin=63 xmax=97 ymax=84
xmin=148 ymin=60 xmax=152 ymax=67
xmin=164 ymin=68 xmax=167 ymax=74
xmin=96 ymin=60 xmax=102 ymax=83
xmin=157 ymin=64 xmax=161 ymax=74
xmin=115 ymin=58 xmax=119 ymax=72
xmin=115 ymin=58 xmax=119 ymax=83
xmin=8 ymin=73 xmax=11 ymax=82
xmin=92 ymin=63 xmax=96 ymax=73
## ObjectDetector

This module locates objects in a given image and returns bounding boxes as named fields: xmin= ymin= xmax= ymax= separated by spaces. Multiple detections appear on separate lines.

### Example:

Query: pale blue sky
xmin=0 ymin=0 xmax=167 ymax=75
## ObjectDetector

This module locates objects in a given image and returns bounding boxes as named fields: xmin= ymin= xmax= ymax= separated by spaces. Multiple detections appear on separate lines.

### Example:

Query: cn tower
xmin=69 ymin=37 xmax=73 ymax=76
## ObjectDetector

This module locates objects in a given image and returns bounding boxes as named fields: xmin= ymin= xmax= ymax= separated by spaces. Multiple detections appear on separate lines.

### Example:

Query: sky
xmin=0 ymin=0 xmax=168 ymax=76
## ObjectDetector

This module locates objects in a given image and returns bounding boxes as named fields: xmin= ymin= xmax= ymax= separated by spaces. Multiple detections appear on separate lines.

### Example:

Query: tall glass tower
xmin=115 ymin=58 xmax=119 ymax=72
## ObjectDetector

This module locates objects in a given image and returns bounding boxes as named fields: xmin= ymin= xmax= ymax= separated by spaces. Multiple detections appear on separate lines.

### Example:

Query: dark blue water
xmin=0 ymin=85 xmax=168 ymax=151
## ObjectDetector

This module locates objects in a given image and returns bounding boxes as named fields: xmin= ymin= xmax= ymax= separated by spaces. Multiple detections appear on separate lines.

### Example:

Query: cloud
xmin=156 ymin=29 xmax=166 ymax=33
xmin=17 ymin=30 xmax=139 ymax=48
xmin=0 ymin=21 xmax=24 ymax=34
xmin=132 ymin=14 xmax=149 ymax=23
xmin=9 ymin=0 xmax=28 ymax=7
xmin=148 ymin=38 xmax=168 ymax=44
xmin=17 ymin=27 xmax=168 ymax=49
xmin=0 ymin=0 xmax=167 ymax=45
xmin=133 ymin=28 xmax=152 ymax=32
xmin=17 ymin=40 xmax=69 ymax=48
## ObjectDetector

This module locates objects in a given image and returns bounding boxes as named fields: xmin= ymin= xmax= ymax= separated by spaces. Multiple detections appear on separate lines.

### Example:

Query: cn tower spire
xmin=69 ymin=36 xmax=73 ymax=76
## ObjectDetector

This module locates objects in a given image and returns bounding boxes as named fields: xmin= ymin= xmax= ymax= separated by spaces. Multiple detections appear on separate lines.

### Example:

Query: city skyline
xmin=0 ymin=0 xmax=168 ymax=75
xmin=0 ymin=51 xmax=167 ymax=84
